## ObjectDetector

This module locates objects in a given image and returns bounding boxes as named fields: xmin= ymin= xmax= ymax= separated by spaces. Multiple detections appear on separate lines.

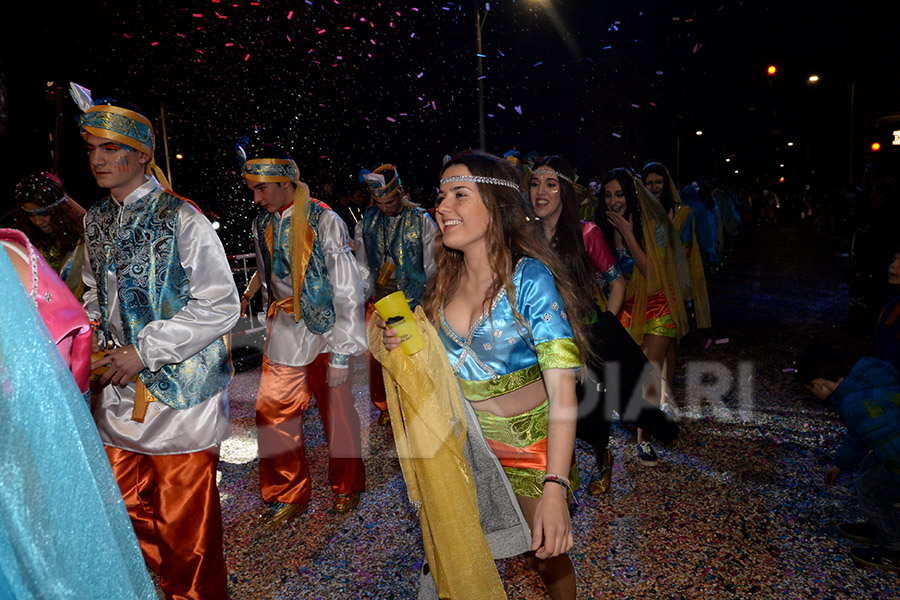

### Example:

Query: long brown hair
xmin=423 ymin=149 xmax=591 ymax=361
xmin=531 ymin=155 xmax=599 ymax=320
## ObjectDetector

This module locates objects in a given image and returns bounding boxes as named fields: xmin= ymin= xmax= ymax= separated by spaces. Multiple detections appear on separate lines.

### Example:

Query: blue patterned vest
xmin=84 ymin=190 xmax=233 ymax=409
xmin=361 ymin=204 xmax=428 ymax=307
xmin=256 ymin=200 xmax=337 ymax=334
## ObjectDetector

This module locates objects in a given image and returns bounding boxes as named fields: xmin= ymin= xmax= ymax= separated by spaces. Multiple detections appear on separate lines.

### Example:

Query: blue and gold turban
xmin=362 ymin=164 xmax=401 ymax=200
xmin=242 ymin=158 xmax=300 ymax=184
xmin=79 ymin=104 xmax=171 ymax=189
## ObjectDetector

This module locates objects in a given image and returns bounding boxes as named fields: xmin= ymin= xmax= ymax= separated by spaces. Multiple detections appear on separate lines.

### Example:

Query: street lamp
xmin=474 ymin=1 xmax=488 ymax=150
xmin=808 ymin=74 xmax=820 ymax=83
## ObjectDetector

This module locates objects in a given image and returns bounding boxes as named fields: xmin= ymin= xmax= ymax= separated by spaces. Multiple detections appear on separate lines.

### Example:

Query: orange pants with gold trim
xmin=105 ymin=446 xmax=227 ymax=600
xmin=256 ymin=353 xmax=366 ymax=504
xmin=365 ymin=302 xmax=388 ymax=412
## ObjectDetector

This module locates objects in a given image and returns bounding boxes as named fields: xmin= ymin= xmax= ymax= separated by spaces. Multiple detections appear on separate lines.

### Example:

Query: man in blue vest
xmin=353 ymin=164 xmax=437 ymax=425
xmin=245 ymin=144 xmax=367 ymax=526
xmin=80 ymin=94 xmax=238 ymax=600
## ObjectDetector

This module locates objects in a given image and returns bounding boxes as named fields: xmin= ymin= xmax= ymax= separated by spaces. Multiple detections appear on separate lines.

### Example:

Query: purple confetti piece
xmin=705 ymin=338 xmax=712 ymax=349
xmin=782 ymin=367 xmax=795 ymax=373
xmin=514 ymin=106 xmax=522 ymax=115
xmin=715 ymin=338 xmax=729 ymax=344
xmin=497 ymin=103 xmax=505 ymax=109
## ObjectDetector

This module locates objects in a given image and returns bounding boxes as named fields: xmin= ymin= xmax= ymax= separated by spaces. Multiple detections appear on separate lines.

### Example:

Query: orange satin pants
xmin=365 ymin=302 xmax=388 ymax=412
xmin=104 ymin=445 xmax=227 ymax=600
xmin=256 ymin=353 xmax=366 ymax=504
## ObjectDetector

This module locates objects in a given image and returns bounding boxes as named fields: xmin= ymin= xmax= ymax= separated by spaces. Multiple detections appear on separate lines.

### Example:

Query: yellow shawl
xmin=367 ymin=308 xmax=507 ymax=599
xmin=623 ymin=175 xmax=690 ymax=344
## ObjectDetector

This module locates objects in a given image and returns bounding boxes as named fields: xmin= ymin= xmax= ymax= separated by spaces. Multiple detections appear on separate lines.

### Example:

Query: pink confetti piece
xmin=123 ymin=33 xmax=132 ymax=38
xmin=497 ymin=103 xmax=506 ymax=110
xmin=705 ymin=338 xmax=712 ymax=349
xmin=244 ymin=53 xmax=250 ymax=61
xmin=431 ymin=101 xmax=437 ymax=110
xmin=192 ymin=13 xmax=203 ymax=17
xmin=386 ymin=117 xmax=396 ymax=122
xmin=287 ymin=11 xmax=293 ymax=19
xmin=151 ymin=42 xmax=159 ymax=46
xmin=715 ymin=338 xmax=729 ymax=345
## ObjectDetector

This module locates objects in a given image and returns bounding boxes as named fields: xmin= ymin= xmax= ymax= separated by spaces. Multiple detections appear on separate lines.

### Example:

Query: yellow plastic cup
xmin=374 ymin=290 xmax=424 ymax=355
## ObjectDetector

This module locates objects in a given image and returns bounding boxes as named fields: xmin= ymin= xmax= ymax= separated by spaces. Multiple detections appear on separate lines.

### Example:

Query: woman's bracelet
xmin=543 ymin=473 xmax=572 ymax=495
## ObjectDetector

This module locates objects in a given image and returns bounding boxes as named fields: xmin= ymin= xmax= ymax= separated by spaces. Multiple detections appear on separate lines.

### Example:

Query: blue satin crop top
xmin=438 ymin=257 xmax=581 ymax=401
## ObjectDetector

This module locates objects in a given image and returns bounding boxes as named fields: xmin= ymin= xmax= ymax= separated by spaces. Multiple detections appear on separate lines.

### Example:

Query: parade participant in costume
xmin=680 ymin=181 xmax=720 ymax=272
xmin=244 ymin=143 xmax=367 ymax=525
xmin=354 ymin=163 xmax=437 ymax=425
xmin=530 ymin=156 xmax=677 ymax=495
xmin=0 ymin=239 xmax=156 ymax=600
xmin=642 ymin=161 xmax=711 ymax=329
xmin=380 ymin=150 xmax=588 ymax=600
xmin=74 ymin=86 xmax=239 ymax=600
xmin=643 ymin=161 xmax=711 ymax=416
xmin=596 ymin=168 xmax=690 ymax=466
xmin=1 ymin=229 xmax=92 ymax=397
xmin=14 ymin=171 xmax=88 ymax=300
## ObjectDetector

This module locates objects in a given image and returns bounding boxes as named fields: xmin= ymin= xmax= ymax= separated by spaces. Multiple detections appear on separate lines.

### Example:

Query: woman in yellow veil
xmin=596 ymin=168 xmax=690 ymax=466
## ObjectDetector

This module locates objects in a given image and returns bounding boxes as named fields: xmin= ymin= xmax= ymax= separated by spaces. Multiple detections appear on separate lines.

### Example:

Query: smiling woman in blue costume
xmin=381 ymin=150 xmax=590 ymax=600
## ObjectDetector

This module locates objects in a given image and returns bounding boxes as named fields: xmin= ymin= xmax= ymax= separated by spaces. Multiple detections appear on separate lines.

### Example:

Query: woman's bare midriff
xmin=468 ymin=379 xmax=548 ymax=417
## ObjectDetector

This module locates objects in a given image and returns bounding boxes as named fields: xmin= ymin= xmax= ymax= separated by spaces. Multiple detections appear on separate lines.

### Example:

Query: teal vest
xmin=84 ymin=190 xmax=233 ymax=409
xmin=256 ymin=200 xmax=337 ymax=334
xmin=361 ymin=205 xmax=429 ymax=307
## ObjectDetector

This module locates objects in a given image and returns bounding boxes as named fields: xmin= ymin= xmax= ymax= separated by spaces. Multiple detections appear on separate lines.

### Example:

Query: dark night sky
xmin=2 ymin=0 xmax=897 ymax=255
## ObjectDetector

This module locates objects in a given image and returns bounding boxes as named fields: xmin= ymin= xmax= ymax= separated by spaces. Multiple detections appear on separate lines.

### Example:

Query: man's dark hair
xmin=248 ymin=142 xmax=293 ymax=163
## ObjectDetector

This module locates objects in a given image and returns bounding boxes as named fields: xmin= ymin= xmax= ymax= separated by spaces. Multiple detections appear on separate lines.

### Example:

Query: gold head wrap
xmin=79 ymin=104 xmax=171 ymax=190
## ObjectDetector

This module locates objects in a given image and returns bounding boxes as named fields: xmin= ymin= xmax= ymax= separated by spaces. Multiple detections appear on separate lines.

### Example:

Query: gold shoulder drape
xmin=367 ymin=307 xmax=508 ymax=599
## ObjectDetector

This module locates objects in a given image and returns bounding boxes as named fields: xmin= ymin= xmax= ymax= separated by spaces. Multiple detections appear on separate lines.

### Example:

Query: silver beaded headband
xmin=440 ymin=175 xmax=520 ymax=192
xmin=531 ymin=167 xmax=574 ymax=186
xmin=21 ymin=194 xmax=69 ymax=215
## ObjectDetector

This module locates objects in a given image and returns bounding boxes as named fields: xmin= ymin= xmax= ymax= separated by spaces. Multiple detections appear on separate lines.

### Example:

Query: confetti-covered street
xmin=214 ymin=222 xmax=897 ymax=599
